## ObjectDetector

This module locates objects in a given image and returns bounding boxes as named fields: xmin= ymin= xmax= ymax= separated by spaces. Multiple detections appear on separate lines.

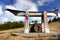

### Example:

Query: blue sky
xmin=0 ymin=0 xmax=60 ymax=23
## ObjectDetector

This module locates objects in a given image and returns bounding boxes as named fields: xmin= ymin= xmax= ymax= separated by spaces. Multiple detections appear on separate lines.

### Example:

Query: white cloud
xmin=13 ymin=0 xmax=54 ymax=11
xmin=37 ymin=0 xmax=54 ymax=2
xmin=5 ymin=11 xmax=15 ymax=18
xmin=14 ymin=0 xmax=38 ymax=11
xmin=28 ymin=5 xmax=38 ymax=11
xmin=37 ymin=0 xmax=54 ymax=6
xmin=14 ymin=16 xmax=25 ymax=21
xmin=1 ymin=17 xmax=8 ymax=23
xmin=58 ymin=13 xmax=60 ymax=17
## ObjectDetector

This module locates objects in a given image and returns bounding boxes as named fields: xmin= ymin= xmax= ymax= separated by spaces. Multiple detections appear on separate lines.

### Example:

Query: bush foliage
xmin=0 ymin=21 xmax=24 ymax=30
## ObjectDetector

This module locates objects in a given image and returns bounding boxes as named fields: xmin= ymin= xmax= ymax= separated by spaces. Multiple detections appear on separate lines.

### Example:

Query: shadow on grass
xmin=58 ymin=34 xmax=60 ymax=40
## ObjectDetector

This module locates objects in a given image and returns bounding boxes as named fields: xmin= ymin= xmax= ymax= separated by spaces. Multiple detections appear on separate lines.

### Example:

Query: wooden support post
xmin=41 ymin=12 xmax=45 ymax=33
xmin=44 ymin=11 xmax=50 ymax=33
xmin=24 ymin=11 xmax=29 ymax=33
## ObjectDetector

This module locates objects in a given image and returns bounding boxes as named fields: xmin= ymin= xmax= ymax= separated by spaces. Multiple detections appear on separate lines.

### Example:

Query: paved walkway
xmin=12 ymin=31 xmax=60 ymax=37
